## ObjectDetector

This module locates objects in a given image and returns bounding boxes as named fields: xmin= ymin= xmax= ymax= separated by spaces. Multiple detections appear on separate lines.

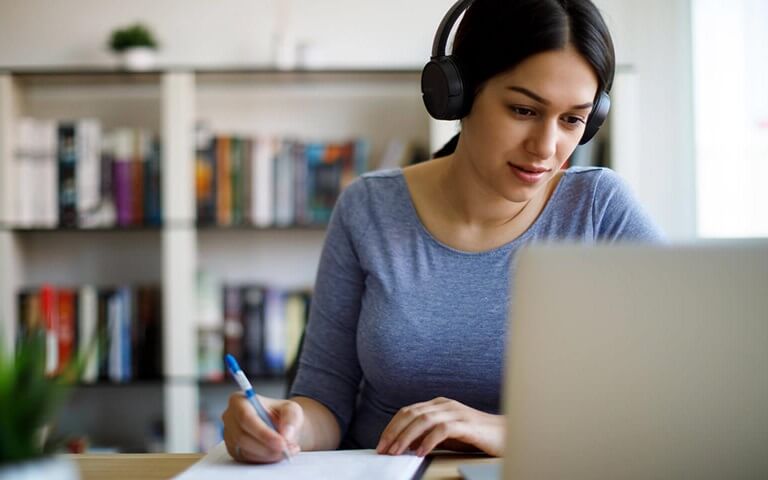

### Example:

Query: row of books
xmin=14 ymin=117 xmax=161 ymax=228
xmin=196 ymin=273 xmax=310 ymax=381
xmin=195 ymin=131 xmax=369 ymax=227
xmin=17 ymin=285 xmax=162 ymax=383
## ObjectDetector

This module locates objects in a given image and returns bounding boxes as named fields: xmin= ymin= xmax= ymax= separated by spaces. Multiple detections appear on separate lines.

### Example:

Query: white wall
xmin=0 ymin=0 xmax=696 ymax=238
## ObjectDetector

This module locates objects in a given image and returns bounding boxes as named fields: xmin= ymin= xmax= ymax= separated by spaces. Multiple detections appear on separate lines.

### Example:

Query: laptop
xmin=460 ymin=241 xmax=768 ymax=480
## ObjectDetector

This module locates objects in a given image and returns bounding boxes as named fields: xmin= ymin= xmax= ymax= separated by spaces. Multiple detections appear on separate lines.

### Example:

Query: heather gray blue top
xmin=289 ymin=166 xmax=664 ymax=449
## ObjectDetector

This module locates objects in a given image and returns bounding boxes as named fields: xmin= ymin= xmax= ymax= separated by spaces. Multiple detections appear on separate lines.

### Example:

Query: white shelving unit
xmin=0 ymin=67 xmax=436 ymax=452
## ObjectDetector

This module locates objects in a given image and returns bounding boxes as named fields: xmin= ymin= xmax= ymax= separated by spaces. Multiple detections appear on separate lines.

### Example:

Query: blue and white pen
xmin=225 ymin=354 xmax=292 ymax=462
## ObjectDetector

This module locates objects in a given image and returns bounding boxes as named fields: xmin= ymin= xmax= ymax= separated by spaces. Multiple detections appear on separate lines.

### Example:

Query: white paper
xmin=174 ymin=442 xmax=425 ymax=480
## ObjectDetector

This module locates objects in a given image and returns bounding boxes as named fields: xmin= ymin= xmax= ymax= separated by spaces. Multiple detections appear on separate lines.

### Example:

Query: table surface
xmin=68 ymin=452 xmax=499 ymax=480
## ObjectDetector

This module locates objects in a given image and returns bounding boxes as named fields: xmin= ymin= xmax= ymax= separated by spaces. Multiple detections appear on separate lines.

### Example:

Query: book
xmin=252 ymin=136 xmax=275 ymax=227
xmin=57 ymin=123 xmax=78 ymax=228
xmin=242 ymin=285 xmax=266 ymax=376
xmin=76 ymin=119 xmax=102 ymax=226
xmin=222 ymin=285 xmax=244 ymax=362
xmin=78 ymin=285 xmax=99 ymax=383
xmin=56 ymin=288 xmax=77 ymax=376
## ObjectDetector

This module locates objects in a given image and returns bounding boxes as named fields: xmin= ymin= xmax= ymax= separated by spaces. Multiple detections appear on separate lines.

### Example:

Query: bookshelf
xmin=0 ymin=67 xmax=434 ymax=453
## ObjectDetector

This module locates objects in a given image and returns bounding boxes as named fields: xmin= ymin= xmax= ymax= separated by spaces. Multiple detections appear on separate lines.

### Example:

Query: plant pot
xmin=0 ymin=456 xmax=80 ymax=480
xmin=119 ymin=47 xmax=157 ymax=71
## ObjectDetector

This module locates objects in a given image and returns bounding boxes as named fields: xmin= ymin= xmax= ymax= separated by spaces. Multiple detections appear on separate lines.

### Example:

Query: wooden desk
xmin=69 ymin=452 xmax=499 ymax=480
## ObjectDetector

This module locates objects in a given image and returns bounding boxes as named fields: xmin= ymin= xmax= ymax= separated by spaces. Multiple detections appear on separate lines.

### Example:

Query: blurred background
xmin=0 ymin=0 xmax=765 ymax=454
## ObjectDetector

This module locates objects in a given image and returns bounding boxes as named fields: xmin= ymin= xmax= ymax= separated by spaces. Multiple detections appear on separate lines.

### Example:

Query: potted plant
xmin=108 ymin=23 xmax=159 ymax=71
xmin=0 ymin=332 xmax=80 ymax=480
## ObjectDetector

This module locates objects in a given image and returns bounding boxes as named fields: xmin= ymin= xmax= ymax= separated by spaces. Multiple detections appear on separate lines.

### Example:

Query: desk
xmin=69 ymin=452 xmax=499 ymax=480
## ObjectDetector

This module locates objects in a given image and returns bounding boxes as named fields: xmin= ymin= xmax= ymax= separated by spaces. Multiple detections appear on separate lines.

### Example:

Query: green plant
xmin=108 ymin=23 xmax=158 ymax=52
xmin=0 ymin=332 xmax=78 ymax=464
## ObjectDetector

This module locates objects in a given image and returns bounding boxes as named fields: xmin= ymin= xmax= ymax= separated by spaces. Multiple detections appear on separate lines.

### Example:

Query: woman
xmin=222 ymin=0 xmax=663 ymax=463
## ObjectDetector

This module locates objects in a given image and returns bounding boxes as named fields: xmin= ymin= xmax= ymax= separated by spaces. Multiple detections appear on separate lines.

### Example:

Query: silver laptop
xmin=461 ymin=241 xmax=768 ymax=480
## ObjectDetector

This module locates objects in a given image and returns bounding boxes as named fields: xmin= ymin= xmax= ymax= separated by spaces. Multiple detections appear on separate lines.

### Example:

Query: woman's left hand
xmin=375 ymin=397 xmax=504 ymax=457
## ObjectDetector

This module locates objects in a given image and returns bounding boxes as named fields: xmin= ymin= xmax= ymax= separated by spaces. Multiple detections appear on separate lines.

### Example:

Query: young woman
xmin=221 ymin=0 xmax=663 ymax=463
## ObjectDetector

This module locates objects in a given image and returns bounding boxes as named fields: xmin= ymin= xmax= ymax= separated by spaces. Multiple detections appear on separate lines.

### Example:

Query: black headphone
xmin=420 ymin=0 xmax=611 ymax=145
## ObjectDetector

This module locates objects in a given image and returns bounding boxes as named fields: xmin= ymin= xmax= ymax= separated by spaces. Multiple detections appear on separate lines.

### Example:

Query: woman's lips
xmin=508 ymin=162 xmax=550 ymax=184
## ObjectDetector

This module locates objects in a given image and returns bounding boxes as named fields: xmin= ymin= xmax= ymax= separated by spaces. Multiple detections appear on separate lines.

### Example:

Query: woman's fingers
xmin=377 ymin=397 xmax=456 ymax=454
xmin=222 ymin=393 xmax=302 ymax=463
xmin=389 ymin=409 xmax=457 ymax=455
xmin=231 ymin=395 xmax=288 ymax=451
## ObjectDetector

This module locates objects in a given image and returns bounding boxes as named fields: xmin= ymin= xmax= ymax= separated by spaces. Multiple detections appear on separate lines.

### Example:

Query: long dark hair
xmin=432 ymin=0 xmax=615 ymax=158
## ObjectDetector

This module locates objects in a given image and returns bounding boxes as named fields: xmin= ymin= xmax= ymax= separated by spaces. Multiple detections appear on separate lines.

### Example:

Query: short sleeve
xmin=592 ymin=169 xmax=666 ymax=242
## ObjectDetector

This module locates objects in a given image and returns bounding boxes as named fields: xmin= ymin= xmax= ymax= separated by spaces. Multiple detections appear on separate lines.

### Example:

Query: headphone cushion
xmin=421 ymin=57 xmax=467 ymax=120
xmin=579 ymin=91 xmax=611 ymax=145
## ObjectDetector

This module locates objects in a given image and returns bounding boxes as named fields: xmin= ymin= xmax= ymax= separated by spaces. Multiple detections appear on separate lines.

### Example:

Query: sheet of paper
xmin=174 ymin=441 xmax=426 ymax=480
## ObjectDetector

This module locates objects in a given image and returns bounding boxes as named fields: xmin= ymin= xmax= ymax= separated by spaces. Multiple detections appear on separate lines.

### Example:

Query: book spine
xmin=216 ymin=137 xmax=232 ymax=226
xmin=76 ymin=119 xmax=102 ymax=226
xmin=41 ymin=120 xmax=60 ymax=228
xmin=230 ymin=137 xmax=243 ymax=225
xmin=145 ymin=136 xmax=162 ymax=226
xmin=242 ymin=285 xmax=266 ymax=376
xmin=57 ymin=288 xmax=76 ymax=376
xmin=108 ymin=291 xmax=122 ymax=382
xmin=253 ymin=137 xmax=274 ymax=227
xmin=264 ymin=288 xmax=286 ymax=375
xmin=132 ymin=130 xmax=145 ymax=226
xmin=242 ymin=138 xmax=253 ymax=226
xmin=113 ymin=129 xmax=134 ymax=227
xmin=40 ymin=285 xmax=59 ymax=376
xmin=58 ymin=123 xmax=78 ymax=227
xmin=79 ymin=285 xmax=99 ymax=383
xmin=222 ymin=284 xmax=244 ymax=361
xmin=195 ymin=137 xmax=215 ymax=225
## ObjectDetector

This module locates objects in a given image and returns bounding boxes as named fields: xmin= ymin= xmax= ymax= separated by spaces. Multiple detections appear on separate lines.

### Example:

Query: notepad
xmin=173 ymin=441 xmax=428 ymax=480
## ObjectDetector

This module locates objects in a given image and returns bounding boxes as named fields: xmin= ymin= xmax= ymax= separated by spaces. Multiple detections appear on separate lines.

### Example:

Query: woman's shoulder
xmin=334 ymin=168 xmax=409 ymax=226
xmin=559 ymin=166 xmax=629 ymax=199
xmin=340 ymin=168 xmax=405 ymax=207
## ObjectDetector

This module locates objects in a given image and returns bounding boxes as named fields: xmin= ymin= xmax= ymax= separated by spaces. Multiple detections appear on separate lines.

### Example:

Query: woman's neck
xmin=436 ymin=153 xmax=534 ymax=230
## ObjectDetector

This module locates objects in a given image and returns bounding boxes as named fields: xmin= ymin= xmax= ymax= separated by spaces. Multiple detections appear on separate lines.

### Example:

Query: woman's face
xmin=459 ymin=45 xmax=600 ymax=203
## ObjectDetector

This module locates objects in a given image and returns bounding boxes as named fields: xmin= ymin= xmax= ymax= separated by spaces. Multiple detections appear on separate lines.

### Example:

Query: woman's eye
xmin=563 ymin=116 xmax=585 ymax=127
xmin=510 ymin=106 xmax=535 ymax=117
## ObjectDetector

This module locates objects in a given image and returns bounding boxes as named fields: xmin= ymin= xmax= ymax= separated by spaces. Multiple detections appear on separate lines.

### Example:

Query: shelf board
xmin=4 ymin=223 xmax=326 ymax=233
xmin=10 ymin=225 xmax=164 ymax=234
xmin=1 ymin=66 xmax=422 ymax=86
xmin=72 ymin=376 xmax=287 ymax=388
xmin=196 ymin=224 xmax=327 ymax=232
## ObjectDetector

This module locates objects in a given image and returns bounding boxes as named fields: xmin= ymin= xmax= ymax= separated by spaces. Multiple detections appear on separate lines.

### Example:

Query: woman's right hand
xmin=221 ymin=393 xmax=304 ymax=463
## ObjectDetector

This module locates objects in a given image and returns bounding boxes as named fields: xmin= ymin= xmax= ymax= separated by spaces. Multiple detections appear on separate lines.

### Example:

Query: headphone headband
xmin=431 ymin=0 xmax=476 ymax=58
xmin=422 ymin=0 xmax=611 ymax=143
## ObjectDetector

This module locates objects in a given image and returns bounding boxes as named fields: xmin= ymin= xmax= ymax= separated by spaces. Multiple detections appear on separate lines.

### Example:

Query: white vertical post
xmin=610 ymin=69 xmax=642 ymax=195
xmin=161 ymin=72 xmax=198 ymax=452
xmin=0 ymin=74 xmax=21 ymax=353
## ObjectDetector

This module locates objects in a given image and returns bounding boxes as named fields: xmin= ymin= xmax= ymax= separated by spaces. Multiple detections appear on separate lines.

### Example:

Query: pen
xmin=225 ymin=354 xmax=292 ymax=462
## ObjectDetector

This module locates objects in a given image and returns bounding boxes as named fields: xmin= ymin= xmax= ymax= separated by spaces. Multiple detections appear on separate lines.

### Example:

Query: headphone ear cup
xmin=421 ymin=57 xmax=467 ymax=120
xmin=579 ymin=91 xmax=611 ymax=145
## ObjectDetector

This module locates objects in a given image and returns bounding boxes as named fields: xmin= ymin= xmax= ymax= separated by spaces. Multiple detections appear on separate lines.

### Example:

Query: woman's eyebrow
xmin=506 ymin=86 xmax=593 ymax=110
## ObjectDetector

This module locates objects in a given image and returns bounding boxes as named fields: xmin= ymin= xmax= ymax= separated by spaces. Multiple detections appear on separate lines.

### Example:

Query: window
xmin=693 ymin=0 xmax=768 ymax=237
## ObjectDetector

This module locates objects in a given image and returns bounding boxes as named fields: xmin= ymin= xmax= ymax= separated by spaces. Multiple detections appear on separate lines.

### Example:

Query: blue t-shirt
xmin=289 ymin=166 xmax=664 ymax=449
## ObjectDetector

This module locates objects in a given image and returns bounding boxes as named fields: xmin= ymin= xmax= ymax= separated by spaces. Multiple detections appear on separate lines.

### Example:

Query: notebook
xmin=173 ymin=441 xmax=428 ymax=480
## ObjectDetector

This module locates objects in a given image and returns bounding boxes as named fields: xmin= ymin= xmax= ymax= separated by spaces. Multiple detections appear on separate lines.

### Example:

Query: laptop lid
xmin=502 ymin=242 xmax=768 ymax=480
